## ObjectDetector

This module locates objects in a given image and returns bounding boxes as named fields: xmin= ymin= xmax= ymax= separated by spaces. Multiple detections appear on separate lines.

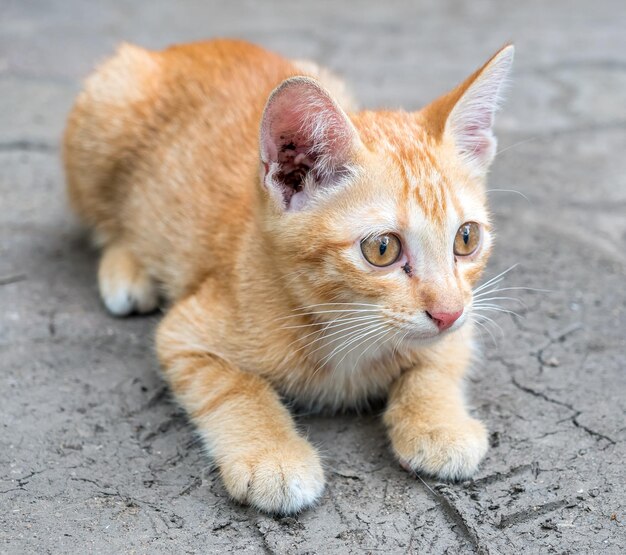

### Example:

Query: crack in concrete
xmin=70 ymin=476 xmax=109 ymax=489
xmin=532 ymin=322 xmax=583 ymax=364
xmin=47 ymin=310 xmax=57 ymax=337
xmin=178 ymin=475 xmax=203 ymax=496
xmin=0 ymin=140 xmax=57 ymax=153
xmin=0 ymin=273 xmax=27 ymax=286
xmin=0 ymin=486 xmax=26 ymax=495
xmin=95 ymin=486 xmax=188 ymax=532
xmin=1 ymin=466 xmax=81 ymax=493
xmin=253 ymin=518 xmax=282 ymax=555
xmin=510 ymin=375 xmax=576 ymax=412
xmin=12 ymin=468 xmax=50 ymax=485
xmin=416 ymin=480 xmax=488 ymax=554
xmin=497 ymin=498 xmax=570 ymax=529
xmin=571 ymin=417 xmax=616 ymax=446
xmin=468 ymin=462 xmax=539 ymax=488
xmin=510 ymin=376 xmax=617 ymax=448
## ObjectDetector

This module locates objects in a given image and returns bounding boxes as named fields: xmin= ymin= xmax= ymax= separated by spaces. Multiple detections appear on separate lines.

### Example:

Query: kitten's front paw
xmin=220 ymin=438 xmax=325 ymax=514
xmin=391 ymin=418 xmax=488 ymax=481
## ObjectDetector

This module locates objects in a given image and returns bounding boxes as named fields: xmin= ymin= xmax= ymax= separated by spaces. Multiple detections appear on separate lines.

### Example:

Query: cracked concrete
xmin=1 ymin=0 xmax=625 ymax=553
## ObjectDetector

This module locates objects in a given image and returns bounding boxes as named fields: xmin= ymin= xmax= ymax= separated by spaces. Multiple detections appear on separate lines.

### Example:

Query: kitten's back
xmin=64 ymin=40 xmax=353 ymax=296
xmin=64 ymin=41 xmax=284 ymax=240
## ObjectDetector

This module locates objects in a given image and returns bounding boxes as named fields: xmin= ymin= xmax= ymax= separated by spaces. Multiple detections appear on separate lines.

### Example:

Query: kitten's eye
xmin=360 ymin=234 xmax=402 ymax=267
xmin=454 ymin=222 xmax=481 ymax=256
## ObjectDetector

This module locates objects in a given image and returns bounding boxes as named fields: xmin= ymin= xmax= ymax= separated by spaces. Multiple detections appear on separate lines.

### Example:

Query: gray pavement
xmin=1 ymin=1 xmax=625 ymax=553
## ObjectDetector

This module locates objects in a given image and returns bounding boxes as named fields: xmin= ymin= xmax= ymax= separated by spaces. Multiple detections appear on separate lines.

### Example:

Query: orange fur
xmin=64 ymin=39 xmax=514 ymax=514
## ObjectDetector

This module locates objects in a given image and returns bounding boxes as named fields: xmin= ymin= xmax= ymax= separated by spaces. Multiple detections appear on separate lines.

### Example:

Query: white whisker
xmin=472 ymin=313 xmax=504 ymax=339
xmin=486 ymin=187 xmax=530 ymax=201
xmin=391 ymin=326 xmax=411 ymax=359
xmin=290 ymin=302 xmax=381 ymax=312
xmin=278 ymin=269 xmax=308 ymax=286
xmin=317 ymin=323 xmax=388 ymax=372
xmin=494 ymin=136 xmax=536 ymax=157
xmin=291 ymin=317 xmax=382 ymax=356
xmin=306 ymin=320 xmax=385 ymax=365
xmin=472 ymin=318 xmax=498 ymax=347
xmin=300 ymin=321 xmax=380 ymax=390
xmin=474 ymin=286 xmax=551 ymax=298
xmin=333 ymin=325 xmax=391 ymax=371
xmin=351 ymin=325 xmax=394 ymax=372
xmin=473 ymin=306 xmax=523 ymax=318
xmin=281 ymin=313 xmax=381 ymax=331
xmin=473 ymin=264 xmax=519 ymax=294
xmin=276 ymin=308 xmax=381 ymax=321
xmin=282 ymin=315 xmax=380 ymax=355
xmin=472 ymin=296 xmax=526 ymax=306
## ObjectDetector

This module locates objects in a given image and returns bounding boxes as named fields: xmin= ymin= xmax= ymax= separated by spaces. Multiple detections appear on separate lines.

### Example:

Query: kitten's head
xmin=259 ymin=46 xmax=513 ymax=342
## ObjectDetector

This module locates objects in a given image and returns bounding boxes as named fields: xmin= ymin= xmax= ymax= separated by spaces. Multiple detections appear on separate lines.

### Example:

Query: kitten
xmin=64 ymin=39 xmax=514 ymax=514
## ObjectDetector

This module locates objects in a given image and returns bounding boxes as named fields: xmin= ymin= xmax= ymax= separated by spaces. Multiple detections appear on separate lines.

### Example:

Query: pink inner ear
xmin=457 ymin=124 xmax=493 ymax=158
xmin=260 ymin=77 xmax=357 ymax=210
xmin=446 ymin=47 xmax=513 ymax=173
xmin=449 ymin=105 xmax=498 ymax=171
xmin=263 ymin=81 xmax=352 ymax=164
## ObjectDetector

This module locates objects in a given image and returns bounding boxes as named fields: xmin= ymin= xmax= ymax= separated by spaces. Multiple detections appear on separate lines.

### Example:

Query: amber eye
xmin=454 ymin=222 xmax=481 ymax=256
xmin=360 ymin=234 xmax=402 ymax=267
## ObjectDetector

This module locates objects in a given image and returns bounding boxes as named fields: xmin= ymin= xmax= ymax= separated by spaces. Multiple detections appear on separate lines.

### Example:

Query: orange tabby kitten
xmin=64 ymin=39 xmax=514 ymax=514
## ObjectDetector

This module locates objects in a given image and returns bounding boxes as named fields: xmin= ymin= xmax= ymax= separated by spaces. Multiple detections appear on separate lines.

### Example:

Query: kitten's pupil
xmin=454 ymin=222 xmax=481 ymax=257
xmin=360 ymin=234 xmax=401 ymax=266
xmin=379 ymin=237 xmax=389 ymax=256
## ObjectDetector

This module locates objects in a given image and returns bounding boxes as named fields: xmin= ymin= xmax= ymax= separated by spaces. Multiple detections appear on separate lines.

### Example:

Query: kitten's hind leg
xmin=98 ymin=243 xmax=159 ymax=316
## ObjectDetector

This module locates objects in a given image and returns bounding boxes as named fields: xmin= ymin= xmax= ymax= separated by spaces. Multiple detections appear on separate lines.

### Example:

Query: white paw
xmin=220 ymin=440 xmax=325 ymax=514
xmin=99 ymin=268 xmax=158 ymax=316
xmin=395 ymin=418 xmax=489 ymax=481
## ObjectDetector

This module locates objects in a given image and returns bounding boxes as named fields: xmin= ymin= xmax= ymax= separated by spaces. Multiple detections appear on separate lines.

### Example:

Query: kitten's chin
xmin=401 ymin=329 xmax=444 ymax=347
xmin=402 ymin=318 xmax=466 ymax=345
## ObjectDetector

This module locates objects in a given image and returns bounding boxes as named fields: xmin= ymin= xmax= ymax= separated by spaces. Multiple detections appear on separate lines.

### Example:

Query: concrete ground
xmin=1 ymin=1 xmax=625 ymax=553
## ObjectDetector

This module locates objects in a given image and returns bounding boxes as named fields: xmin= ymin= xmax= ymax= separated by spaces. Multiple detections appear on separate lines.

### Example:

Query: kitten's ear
xmin=260 ymin=77 xmax=360 ymax=211
xmin=423 ymin=45 xmax=514 ymax=176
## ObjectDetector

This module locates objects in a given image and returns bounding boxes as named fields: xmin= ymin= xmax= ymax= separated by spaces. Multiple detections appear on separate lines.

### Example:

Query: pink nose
xmin=427 ymin=309 xmax=463 ymax=331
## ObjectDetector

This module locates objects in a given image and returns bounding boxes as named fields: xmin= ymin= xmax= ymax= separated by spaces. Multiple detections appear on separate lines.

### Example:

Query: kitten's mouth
xmin=386 ymin=310 xmax=466 ymax=342
xmin=393 ymin=323 xmax=466 ymax=348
